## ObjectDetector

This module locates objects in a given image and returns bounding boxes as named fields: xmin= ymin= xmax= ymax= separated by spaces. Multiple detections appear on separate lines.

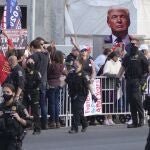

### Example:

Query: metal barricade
xmin=59 ymin=76 xmax=150 ymax=127
xmin=97 ymin=76 xmax=130 ymax=115
xmin=59 ymin=76 xmax=130 ymax=127
xmin=59 ymin=86 xmax=72 ymax=127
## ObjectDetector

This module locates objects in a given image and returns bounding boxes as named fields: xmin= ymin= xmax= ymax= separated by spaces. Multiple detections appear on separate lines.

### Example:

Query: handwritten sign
xmin=84 ymin=79 xmax=102 ymax=116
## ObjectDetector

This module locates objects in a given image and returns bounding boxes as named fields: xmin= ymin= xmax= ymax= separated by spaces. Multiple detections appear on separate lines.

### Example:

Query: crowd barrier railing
xmin=59 ymin=76 xmax=133 ymax=127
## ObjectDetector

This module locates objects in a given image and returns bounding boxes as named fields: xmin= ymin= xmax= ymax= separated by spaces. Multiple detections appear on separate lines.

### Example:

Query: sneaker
xmin=108 ymin=119 xmax=115 ymax=125
xmin=126 ymin=119 xmax=133 ymax=125
xmin=104 ymin=119 xmax=109 ymax=125
xmin=92 ymin=94 xmax=98 ymax=103
xmin=127 ymin=123 xmax=138 ymax=128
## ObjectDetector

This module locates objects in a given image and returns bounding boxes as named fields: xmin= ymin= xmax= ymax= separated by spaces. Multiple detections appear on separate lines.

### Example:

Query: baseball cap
xmin=80 ymin=45 xmax=91 ymax=52
xmin=139 ymin=44 xmax=149 ymax=51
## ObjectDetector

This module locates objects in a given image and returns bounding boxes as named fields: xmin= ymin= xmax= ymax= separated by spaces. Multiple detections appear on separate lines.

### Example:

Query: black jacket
xmin=66 ymin=71 xmax=89 ymax=98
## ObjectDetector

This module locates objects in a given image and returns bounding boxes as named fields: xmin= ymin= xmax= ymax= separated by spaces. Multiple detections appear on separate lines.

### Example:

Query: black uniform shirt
xmin=66 ymin=71 xmax=89 ymax=98
xmin=122 ymin=52 xmax=149 ymax=79
xmin=29 ymin=51 xmax=49 ymax=82
xmin=25 ymin=70 xmax=41 ymax=90
xmin=0 ymin=101 xmax=31 ymax=135
xmin=6 ymin=64 xmax=25 ymax=90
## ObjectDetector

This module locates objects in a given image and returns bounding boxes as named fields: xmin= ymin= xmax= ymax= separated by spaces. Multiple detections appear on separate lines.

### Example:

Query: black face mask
xmin=130 ymin=46 xmax=138 ymax=56
xmin=3 ymin=94 xmax=13 ymax=102
xmin=26 ymin=63 xmax=35 ymax=70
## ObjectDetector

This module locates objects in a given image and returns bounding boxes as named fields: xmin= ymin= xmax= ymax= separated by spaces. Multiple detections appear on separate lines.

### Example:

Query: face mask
xmin=3 ymin=94 xmax=13 ymax=102
xmin=130 ymin=45 xmax=138 ymax=56
xmin=26 ymin=63 xmax=35 ymax=70
xmin=130 ymin=43 xmax=138 ymax=56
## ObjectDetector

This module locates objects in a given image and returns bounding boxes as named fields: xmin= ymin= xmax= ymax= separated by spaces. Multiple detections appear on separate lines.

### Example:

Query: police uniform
xmin=0 ymin=101 xmax=31 ymax=150
xmin=122 ymin=51 xmax=149 ymax=127
xmin=66 ymin=70 xmax=89 ymax=132
xmin=23 ymin=69 xmax=41 ymax=133
xmin=5 ymin=64 xmax=25 ymax=97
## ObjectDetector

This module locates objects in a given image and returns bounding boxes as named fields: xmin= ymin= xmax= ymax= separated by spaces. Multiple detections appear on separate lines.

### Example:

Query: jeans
xmin=39 ymin=82 xmax=47 ymax=123
xmin=47 ymin=87 xmax=60 ymax=123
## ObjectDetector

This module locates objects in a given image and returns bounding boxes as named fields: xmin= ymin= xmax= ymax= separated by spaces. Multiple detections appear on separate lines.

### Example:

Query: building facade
xmin=0 ymin=0 xmax=65 ymax=44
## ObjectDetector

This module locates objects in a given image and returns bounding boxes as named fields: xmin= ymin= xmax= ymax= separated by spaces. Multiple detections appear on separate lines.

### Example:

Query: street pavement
xmin=23 ymin=125 xmax=148 ymax=150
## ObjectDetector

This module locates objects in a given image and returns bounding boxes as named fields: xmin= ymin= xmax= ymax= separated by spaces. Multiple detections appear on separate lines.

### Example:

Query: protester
xmin=47 ymin=50 xmax=67 ymax=128
xmin=103 ymin=51 xmax=121 ymax=125
xmin=80 ymin=46 xmax=97 ymax=102
xmin=94 ymin=47 xmax=112 ymax=73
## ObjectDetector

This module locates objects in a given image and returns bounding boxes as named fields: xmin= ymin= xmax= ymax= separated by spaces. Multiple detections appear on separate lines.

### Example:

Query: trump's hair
xmin=107 ymin=7 xmax=130 ymax=25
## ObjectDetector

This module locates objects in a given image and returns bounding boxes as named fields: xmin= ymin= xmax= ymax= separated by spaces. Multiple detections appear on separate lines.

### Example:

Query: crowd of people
xmin=0 ymin=6 xmax=150 ymax=150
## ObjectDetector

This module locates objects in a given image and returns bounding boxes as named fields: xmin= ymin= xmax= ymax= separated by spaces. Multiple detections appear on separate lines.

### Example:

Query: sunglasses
xmin=81 ymin=49 xmax=87 ymax=53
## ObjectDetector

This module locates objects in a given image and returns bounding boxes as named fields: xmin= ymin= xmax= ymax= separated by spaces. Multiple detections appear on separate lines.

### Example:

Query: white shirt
xmin=94 ymin=54 xmax=107 ymax=73
xmin=103 ymin=59 xmax=121 ymax=75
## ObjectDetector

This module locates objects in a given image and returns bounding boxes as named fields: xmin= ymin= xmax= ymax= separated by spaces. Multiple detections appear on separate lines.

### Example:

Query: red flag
xmin=0 ymin=52 xmax=10 ymax=84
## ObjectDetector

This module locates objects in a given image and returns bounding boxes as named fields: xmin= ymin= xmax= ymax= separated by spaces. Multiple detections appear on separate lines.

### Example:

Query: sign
xmin=0 ymin=29 xmax=27 ymax=50
xmin=84 ymin=79 xmax=102 ymax=116
xmin=6 ymin=0 xmax=22 ymax=29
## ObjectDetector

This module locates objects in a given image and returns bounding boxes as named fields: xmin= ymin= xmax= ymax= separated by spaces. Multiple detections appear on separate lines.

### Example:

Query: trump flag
xmin=1 ymin=0 xmax=22 ymax=29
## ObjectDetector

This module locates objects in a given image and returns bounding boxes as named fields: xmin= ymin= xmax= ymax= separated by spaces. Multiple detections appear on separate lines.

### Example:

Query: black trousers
xmin=71 ymin=96 xmax=88 ymax=131
xmin=0 ymin=136 xmax=22 ymax=150
xmin=126 ymin=79 xmax=144 ymax=125
xmin=23 ymin=89 xmax=41 ymax=131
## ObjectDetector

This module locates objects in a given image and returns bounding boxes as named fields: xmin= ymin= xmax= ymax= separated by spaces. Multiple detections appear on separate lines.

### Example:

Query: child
xmin=66 ymin=57 xmax=89 ymax=133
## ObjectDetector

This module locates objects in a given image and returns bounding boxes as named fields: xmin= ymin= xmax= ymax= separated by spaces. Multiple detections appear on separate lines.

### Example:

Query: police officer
xmin=0 ymin=83 xmax=32 ymax=150
xmin=29 ymin=39 xmax=49 ymax=129
xmin=66 ymin=58 xmax=89 ymax=133
xmin=23 ymin=59 xmax=41 ymax=134
xmin=118 ymin=39 xmax=149 ymax=128
xmin=6 ymin=55 xmax=25 ymax=102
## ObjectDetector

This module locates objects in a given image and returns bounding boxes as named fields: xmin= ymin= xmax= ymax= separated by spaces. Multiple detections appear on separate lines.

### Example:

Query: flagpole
xmin=32 ymin=0 xmax=35 ymax=40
